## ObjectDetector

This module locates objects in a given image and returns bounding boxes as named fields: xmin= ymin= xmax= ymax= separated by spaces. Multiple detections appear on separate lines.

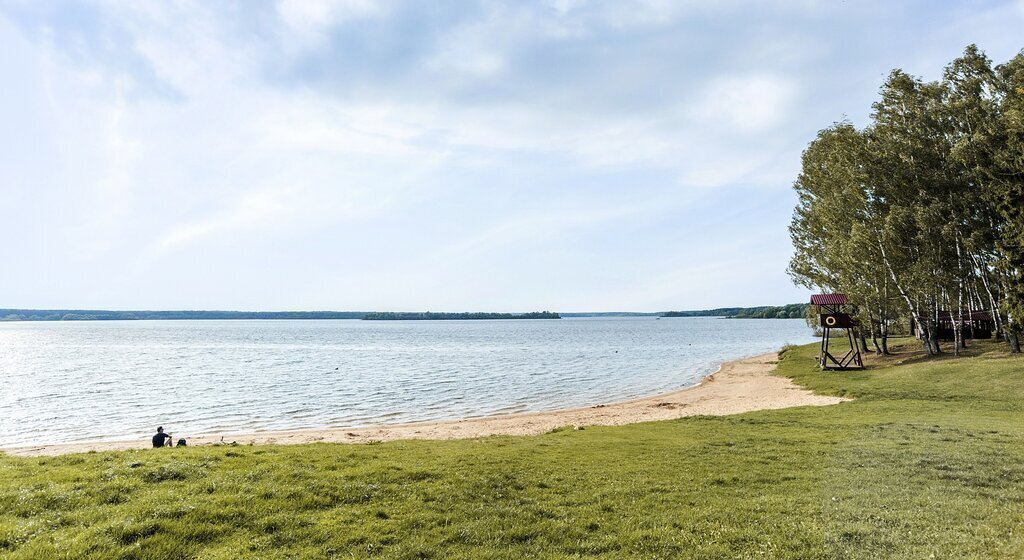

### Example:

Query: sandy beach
xmin=3 ymin=352 xmax=846 ymax=457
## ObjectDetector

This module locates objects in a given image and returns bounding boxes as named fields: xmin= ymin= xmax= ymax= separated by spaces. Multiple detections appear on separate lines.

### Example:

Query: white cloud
xmin=276 ymin=0 xmax=386 ymax=50
xmin=154 ymin=186 xmax=301 ymax=252
xmin=687 ymin=74 xmax=798 ymax=133
xmin=278 ymin=0 xmax=383 ymax=30
xmin=254 ymin=97 xmax=432 ymax=158
xmin=4 ymin=0 xmax=1014 ymax=310
xmin=579 ymin=0 xmax=745 ymax=28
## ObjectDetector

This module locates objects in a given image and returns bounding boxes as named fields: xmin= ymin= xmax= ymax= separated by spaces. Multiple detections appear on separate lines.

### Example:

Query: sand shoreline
xmin=2 ymin=352 xmax=847 ymax=457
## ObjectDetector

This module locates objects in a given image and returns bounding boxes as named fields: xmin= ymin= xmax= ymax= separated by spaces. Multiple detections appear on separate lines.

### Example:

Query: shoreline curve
xmin=2 ymin=352 xmax=847 ymax=457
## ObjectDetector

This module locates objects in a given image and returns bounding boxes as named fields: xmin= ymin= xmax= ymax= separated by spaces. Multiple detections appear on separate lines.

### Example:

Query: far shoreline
xmin=1 ymin=351 xmax=847 ymax=457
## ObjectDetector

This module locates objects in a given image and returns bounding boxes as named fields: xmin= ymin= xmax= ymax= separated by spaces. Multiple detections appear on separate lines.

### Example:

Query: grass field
xmin=2 ymin=338 xmax=1023 ymax=559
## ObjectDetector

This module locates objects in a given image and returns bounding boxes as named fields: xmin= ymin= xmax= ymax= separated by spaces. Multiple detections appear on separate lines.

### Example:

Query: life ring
xmin=824 ymin=315 xmax=837 ymax=327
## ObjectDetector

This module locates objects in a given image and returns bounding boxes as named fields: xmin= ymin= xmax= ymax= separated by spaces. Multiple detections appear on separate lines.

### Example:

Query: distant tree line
xmin=0 ymin=310 xmax=566 ymax=322
xmin=560 ymin=312 xmax=659 ymax=317
xmin=660 ymin=308 xmax=743 ymax=318
xmin=362 ymin=311 xmax=561 ymax=320
xmin=659 ymin=304 xmax=808 ymax=318
xmin=0 ymin=309 xmax=367 ymax=321
xmin=789 ymin=46 xmax=1024 ymax=355
xmin=730 ymin=304 xmax=809 ymax=319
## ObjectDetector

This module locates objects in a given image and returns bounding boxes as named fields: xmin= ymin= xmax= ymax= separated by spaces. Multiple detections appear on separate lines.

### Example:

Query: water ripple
xmin=0 ymin=317 xmax=815 ymax=446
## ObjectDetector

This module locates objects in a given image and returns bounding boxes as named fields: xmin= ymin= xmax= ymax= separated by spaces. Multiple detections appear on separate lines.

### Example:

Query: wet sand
xmin=3 ymin=352 xmax=847 ymax=457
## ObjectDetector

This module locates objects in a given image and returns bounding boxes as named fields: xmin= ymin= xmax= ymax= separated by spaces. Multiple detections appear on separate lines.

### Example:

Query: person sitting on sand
xmin=152 ymin=426 xmax=173 ymax=448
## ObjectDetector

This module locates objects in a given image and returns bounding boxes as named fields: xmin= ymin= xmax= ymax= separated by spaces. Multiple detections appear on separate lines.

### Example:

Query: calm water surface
xmin=0 ymin=317 xmax=815 ymax=446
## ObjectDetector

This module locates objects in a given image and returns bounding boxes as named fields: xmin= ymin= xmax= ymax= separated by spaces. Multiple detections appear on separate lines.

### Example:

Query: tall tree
xmin=789 ymin=123 xmax=899 ymax=354
xmin=790 ymin=46 xmax=1024 ymax=355
xmin=942 ymin=46 xmax=1006 ymax=352
xmin=991 ymin=53 xmax=1024 ymax=352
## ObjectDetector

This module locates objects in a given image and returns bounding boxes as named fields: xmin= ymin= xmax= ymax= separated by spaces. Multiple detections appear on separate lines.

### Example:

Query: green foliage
xmin=0 ymin=309 xmax=369 ymax=321
xmin=660 ymin=304 xmax=808 ymax=318
xmin=2 ymin=340 xmax=1024 ymax=558
xmin=789 ymin=45 xmax=1024 ymax=354
xmin=990 ymin=54 xmax=1024 ymax=344
xmin=362 ymin=311 xmax=561 ymax=320
xmin=731 ymin=303 xmax=809 ymax=319
xmin=661 ymin=308 xmax=744 ymax=317
xmin=0 ymin=310 xmax=565 ymax=322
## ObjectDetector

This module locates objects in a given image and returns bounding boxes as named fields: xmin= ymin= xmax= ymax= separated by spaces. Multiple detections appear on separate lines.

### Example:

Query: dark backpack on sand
xmin=176 ymin=438 xmax=187 ymax=447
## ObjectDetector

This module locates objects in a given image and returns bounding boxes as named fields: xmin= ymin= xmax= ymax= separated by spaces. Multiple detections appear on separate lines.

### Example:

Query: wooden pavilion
xmin=910 ymin=310 xmax=995 ymax=341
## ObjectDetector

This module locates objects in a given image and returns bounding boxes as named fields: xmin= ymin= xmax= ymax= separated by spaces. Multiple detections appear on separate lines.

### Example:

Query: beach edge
xmin=2 ymin=351 xmax=847 ymax=457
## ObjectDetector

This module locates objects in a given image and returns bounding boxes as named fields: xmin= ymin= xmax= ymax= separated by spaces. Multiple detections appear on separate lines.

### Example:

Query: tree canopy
xmin=789 ymin=45 xmax=1024 ymax=355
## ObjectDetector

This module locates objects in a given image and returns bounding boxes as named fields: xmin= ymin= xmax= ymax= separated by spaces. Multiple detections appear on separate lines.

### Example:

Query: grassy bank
xmin=2 ymin=339 xmax=1023 ymax=559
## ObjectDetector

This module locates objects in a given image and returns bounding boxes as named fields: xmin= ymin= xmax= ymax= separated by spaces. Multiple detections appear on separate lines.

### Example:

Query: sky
xmin=1 ymin=1 xmax=1022 ymax=312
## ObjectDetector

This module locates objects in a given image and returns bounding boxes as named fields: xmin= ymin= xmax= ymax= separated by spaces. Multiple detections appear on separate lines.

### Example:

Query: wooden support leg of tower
xmin=819 ymin=328 xmax=828 ymax=367
xmin=819 ymin=327 xmax=864 ymax=371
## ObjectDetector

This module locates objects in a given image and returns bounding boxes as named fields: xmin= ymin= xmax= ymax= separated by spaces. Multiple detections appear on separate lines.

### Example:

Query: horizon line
xmin=0 ymin=304 xmax=808 ymax=315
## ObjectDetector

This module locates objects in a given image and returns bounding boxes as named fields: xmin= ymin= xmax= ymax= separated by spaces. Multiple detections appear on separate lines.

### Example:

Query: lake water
xmin=0 ymin=317 xmax=815 ymax=447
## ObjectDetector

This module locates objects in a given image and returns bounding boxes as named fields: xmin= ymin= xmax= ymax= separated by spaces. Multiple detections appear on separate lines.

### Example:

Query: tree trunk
xmin=971 ymin=251 xmax=1004 ymax=340
xmin=954 ymin=239 xmax=966 ymax=354
xmin=878 ymin=307 xmax=891 ymax=354
xmin=1008 ymin=330 xmax=1021 ymax=353
xmin=878 ymin=238 xmax=935 ymax=355
xmin=929 ymin=298 xmax=942 ymax=355
xmin=867 ymin=310 xmax=882 ymax=354
xmin=880 ymin=284 xmax=892 ymax=355
xmin=952 ymin=302 xmax=964 ymax=355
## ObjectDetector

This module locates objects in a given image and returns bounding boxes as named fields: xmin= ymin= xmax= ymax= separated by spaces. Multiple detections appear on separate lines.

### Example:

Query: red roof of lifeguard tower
xmin=810 ymin=294 xmax=848 ymax=306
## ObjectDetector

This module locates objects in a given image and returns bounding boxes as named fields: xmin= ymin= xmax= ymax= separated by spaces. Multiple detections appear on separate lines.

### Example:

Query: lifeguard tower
xmin=811 ymin=294 xmax=863 ymax=370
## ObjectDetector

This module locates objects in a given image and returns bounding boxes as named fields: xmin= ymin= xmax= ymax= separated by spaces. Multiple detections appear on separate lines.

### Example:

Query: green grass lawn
xmin=2 ymin=339 xmax=1023 ymax=559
